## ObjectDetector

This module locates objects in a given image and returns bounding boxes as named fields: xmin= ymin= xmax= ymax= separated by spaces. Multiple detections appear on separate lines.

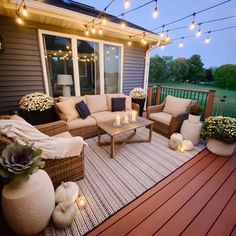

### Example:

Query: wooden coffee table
xmin=97 ymin=116 xmax=154 ymax=158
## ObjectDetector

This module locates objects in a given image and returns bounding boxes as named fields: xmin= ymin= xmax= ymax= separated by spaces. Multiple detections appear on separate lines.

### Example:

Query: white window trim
xmin=38 ymin=29 xmax=124 ymax=96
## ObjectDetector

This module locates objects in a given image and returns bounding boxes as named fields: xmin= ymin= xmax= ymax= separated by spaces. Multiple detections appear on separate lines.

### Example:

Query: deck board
xmin=88 ymin=150 xmax=236 ymax=236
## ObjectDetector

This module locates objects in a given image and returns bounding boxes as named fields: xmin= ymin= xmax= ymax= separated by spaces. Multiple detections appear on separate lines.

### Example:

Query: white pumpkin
xmin=168 ymin=140 xmax=179 ymax=150
xmin=55 ymin=182 xmax=79 ymax=203
xmin=52 ymin=201 xmax=77 ymax=229
xmin=170 ymin=133 xmax=183 ymax=144
xmin=182 ymin=140 xmax=194 ymax=151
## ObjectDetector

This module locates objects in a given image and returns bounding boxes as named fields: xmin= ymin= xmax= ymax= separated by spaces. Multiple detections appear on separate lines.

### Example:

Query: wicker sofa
xmin=54 ymin=94 xmax=139 ymax=139
xmin=0 ymin=118 xmax=85 ymax=187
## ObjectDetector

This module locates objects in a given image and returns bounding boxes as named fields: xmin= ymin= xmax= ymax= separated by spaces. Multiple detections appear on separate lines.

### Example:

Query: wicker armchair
xmin=0 ymin=119 xmax=85 ymax=187
xmin=147 ymin=97 xmax=192 ymax=138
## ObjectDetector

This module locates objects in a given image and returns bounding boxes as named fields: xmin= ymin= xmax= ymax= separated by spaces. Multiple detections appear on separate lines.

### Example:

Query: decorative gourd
xmin=181 ymin=140 xmax=194 ymax=151
xmin=170 ymin=133 xmax=184 ymax=144
xmin=52 ymin=201 xmax=77 ymax=229
xmin=168 ymin=140 xmax=179 ymax=150
xmin=55 ymin=182 xmax=79 ymax=203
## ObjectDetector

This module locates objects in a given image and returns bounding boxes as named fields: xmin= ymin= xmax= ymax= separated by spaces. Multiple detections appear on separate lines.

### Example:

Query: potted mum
xmin=187 ymin=103 xmax=204 ymax=123
xmin=201 ymin=116 xmax=236 ymax=156
xmin=130 ymin=87 xmax=146 ymax=116
xmin=18 ymin=92 xmax=57 ymax=125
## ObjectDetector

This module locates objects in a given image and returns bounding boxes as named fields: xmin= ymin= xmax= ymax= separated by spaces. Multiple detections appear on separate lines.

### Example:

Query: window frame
xmin=38 ymin=29 xmax=124 ymax=96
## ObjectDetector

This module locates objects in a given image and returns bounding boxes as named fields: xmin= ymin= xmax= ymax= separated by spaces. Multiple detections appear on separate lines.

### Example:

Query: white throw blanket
xmin=0 ymin=119 xmax=87 ymax=159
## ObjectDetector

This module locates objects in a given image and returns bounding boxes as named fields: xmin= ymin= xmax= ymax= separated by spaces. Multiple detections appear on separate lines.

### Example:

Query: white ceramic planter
xmin=207 ymin=139 xmax=235 ymax=156
xmin=2 ymin=170 xmax=55 ymax=235
xmin=188 ymin=114 xmax=201 ymax=123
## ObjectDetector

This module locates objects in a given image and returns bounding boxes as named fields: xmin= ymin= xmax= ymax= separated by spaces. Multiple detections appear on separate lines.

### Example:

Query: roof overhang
xmin=0 ymin=0 xmax=170 ymax=46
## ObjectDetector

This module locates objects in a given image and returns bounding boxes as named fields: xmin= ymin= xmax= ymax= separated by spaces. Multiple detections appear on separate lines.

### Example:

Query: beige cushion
xmin=149 ymin=112 xmax=172 ymax=126
xmin=125 ymin=95 xmax=132 ymax=111
xmin=56 ymin=99 xmax=79 ymax=121
xmin=86 ymin=94 xmax=108 ymax=113
xmin=67 ymin=116 xmax=96 ymax=130
xmin=163 ymin=95 xmax=191 ymax=116
xmin=59 ymin=96 xmax=86 ymax=104
xmin=90 ymin=111 xmax=116 ymax=123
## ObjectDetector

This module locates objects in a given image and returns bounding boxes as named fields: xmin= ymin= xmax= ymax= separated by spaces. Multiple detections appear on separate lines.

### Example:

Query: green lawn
xmin=149 ymin=82 xmax=236 ymax=118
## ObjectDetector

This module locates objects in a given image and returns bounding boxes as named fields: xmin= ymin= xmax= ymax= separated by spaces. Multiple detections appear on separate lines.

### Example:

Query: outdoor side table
xmin=180 ymin=120 xmax=203 ymax=145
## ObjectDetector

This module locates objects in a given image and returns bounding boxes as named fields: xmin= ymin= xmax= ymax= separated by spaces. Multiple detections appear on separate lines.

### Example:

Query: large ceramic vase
xmin=188 ymin=114 xmax=201 ymax=123
xmin=131 ymin=98 xmax=145 ymax=117
xmin=18 ymin=106 xmax=58 ymax=125
xmin=207 ymin=139 xmax=235 ymax=156
xmin=2 ymin=170 xmax=55 ymax=235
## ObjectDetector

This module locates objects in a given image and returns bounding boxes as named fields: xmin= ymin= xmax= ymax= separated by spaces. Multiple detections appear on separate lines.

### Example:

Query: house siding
xmin=0 ymin=16 xmax=146 ymax=114
xmin=0 ymin=16 xmax=44 ymax=114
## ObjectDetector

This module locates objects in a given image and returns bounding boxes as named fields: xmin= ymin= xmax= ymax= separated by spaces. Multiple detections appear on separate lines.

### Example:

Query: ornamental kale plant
xmin=0 ymin=142 xmax=44 ymax=185
xmin=201 ymin=116 xmax=236 ymax=144
xmin=19 ymin=92 xmax=54 ymax=112
xmin=130 ymin=88 xmax=146 ymax=99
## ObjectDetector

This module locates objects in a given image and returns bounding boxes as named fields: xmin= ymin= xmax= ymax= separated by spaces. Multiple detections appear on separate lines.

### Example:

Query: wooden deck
xmin=88 ymin=149 xmax=236 ymax=236
xmin=0 ymin=149 xmax=235 ymax=236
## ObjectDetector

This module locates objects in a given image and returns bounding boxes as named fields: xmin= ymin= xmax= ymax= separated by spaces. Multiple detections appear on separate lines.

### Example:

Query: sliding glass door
xmin=104 ymin=44 xmax=122 ymax=93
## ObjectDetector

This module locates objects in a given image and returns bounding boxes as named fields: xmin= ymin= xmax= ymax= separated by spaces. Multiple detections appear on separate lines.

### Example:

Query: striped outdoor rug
xmin=45 ymin=128 xmax=204 ymax=236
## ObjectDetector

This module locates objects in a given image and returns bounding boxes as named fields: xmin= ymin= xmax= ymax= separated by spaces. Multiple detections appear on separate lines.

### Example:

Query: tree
xmin=204 ymin=68 xmax=214 ymax=82
xmin=187 ymin=55 xmax=205 ymax=83
xmin=171 ymin=58 xmax=189 ymax=82
xmin=149 ymin=55 xmax=171 ymax=83
xmin=214 ymin=64 xmax=236 ymax=89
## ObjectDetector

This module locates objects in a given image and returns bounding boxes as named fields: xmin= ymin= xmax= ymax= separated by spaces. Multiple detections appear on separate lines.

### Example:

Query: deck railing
xmin=147 ymin=85 xmax=216 ymax=118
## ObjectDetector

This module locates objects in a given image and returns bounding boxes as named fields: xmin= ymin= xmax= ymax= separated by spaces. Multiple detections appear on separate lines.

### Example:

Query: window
xmin=77 ymin=39 xmax=100 ymax=95
xmin=39 ymin=30 xmax=123 ymax=97
xmin=104 ymin=44 xmax=122 ymax=93
xmin=43 ymin=34 xmax=75 ymax=97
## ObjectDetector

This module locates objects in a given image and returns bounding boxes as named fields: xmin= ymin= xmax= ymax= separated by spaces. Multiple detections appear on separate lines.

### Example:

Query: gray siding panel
xmin=123 ymin=45 xmax=146 ymax=95
xmin=0 ymin=16 xmax=44 ymax=114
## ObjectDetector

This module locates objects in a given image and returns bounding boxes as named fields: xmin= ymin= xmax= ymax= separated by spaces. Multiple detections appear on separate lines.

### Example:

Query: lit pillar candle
xmin=123 ymin=114 xmax=129 ymax=124
xmin=131 ymin=110 xmax=136 ymax=121
xmin=115 ymin=114 xmax=121 ymax=126
xmin=77 ymin=196 xmax=86 ymax=209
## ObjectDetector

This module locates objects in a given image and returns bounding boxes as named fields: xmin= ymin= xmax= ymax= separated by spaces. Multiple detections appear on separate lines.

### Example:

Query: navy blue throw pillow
xmin=75 ymin=100 xmax=90 ymax=119
xmin=112 ymin=97 xmax=126 ymax=112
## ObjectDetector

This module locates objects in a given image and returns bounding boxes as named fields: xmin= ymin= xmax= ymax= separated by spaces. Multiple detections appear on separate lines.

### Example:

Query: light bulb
xmin=91 ymin=26 xmax=96 ymax=34
xmin=16 ymin=16 xmax=24 ymax=25
xmin=99 ymin=28 xmax=103 ymax=35
xmin=22 ymin=5 xmax=28 ymax=17
xmin=160 ymin=45 xmax=165 ymax=50
xmin=85 ymin=29 xmax=89 ymax=36
xmin=102 ymin=17 xmax=107 ymax=25
xmin=159 ymin=32 xmax=165 ymax=38
xmin=204 ymin=36 xmax=211 ymax=44
xmin=189 ymin=21 xmax=196 ymax=30
xmin=121 ymin=21 xmax=126 ymax=29
xmin=128 ymin=40 xmax=132 ymax=46
xmin=124 ymin=0 xmax=130 ymax=9
xmin=196 ymin=29 xmax=202 ymax=37
xmin=165 ymin=36 xmax=171 ymax=42
xmin=153 ymin=6 xmax=158 ymax=18
xmin=179 ymin=41 xmax=184 ymax=48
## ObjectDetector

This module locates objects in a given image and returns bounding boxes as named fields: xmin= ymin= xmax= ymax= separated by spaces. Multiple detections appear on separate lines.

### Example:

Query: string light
xmin=99 ymin=25 xmax=103 ymax=35
xmin=204 ymin=31 xmax=211 ymax=43
xmin=159 ymin=25 xmax=165 ymax=38
xmin=15 ymin=0 xmax=28 ymax=25
xmin=124 ymin=0 xmax=131 ymax=9
xmin=165 ymin=30 xmax=171 ymax=42
xmin=102 ymin=15 xmax=107 ymax=25
xmin=160 ymin=45 xmax=165 ymax=50
xmin=128 ymin=36 xmax=132 ymax=46
xmin=195 ymin=24 xmax=202 ymax=37
xmin=141 ymin=33 xmax=147 ymax=45
xmin=121 ymin=14 xmax=126 ymax=29
xmin=91 ymin=21 xmax=96 ymax=34
xmin=153 ymin=0 xmax=158 ymax=18
xmin=84 ymin=26 xmax=89 ymax=36
xmin=16 ymin=15 xmax=24 ymax=25
xmin=179 ymin=37 xmax=184 ymax=48
xmin=189 ymin=13 xmax=196 ymax=30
